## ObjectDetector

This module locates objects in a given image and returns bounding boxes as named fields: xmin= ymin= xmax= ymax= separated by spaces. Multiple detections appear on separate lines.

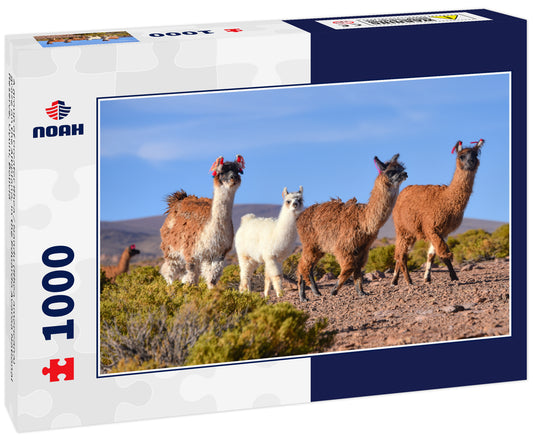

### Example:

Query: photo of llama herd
xmin=99 ymin=74 xmax=510 ymax=374
xmin=34 ymin=31 xmax=137 ymax=47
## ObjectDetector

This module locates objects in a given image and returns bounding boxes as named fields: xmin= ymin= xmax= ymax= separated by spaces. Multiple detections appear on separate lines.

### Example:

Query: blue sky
xmin=99 ymin=73 xmax=510 ymax=222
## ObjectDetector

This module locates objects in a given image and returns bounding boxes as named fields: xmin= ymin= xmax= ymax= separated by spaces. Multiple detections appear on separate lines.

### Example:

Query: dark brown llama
xmin=297 ymin=154 xmax=407 ymax=301
xmin=391 ymin=139 xmax=484 ymax=285
xmin=101 ymin=244 xmax=140 ymax=281
xmin=160 ymin=155 xmax=245 ymax=288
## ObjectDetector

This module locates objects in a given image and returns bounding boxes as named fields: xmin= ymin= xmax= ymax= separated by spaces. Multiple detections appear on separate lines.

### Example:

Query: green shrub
xmin=282 ymin=252 xmax=341 ymax=280
xmin=366 ymin=245 xmax=395 ymax=272
xmin=491 ymin=223 xmax=509 ymax=258
xmin=100 ymin=266 xmax=333 ymax=373
xmin=186 ymin=303 xmax=334 ymax=365
xmin=100 ymin=268 xmax=112 ymax=292
xmin=282 ymin=252 xmax=301 ymax=281
xmin=317 ymin=253 xmax=341 ymax=277
xmin=407 ymin=239 xmax=443 ymax=270
xmin=449 ymin=229 xmax=495 ymax=263
xmin=219 ymin=264 xmax=241 ymax=289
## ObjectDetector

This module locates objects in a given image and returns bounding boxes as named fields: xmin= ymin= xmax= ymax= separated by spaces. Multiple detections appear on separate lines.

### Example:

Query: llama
xmin=297 ymin=154 xmax=407 ymax=301
xmin=391 ymin=139 xmax=484 ymax=285
xmin=235 ymin=186 xmax=304 ymax=297
xmin=160 ymin=155 xmax=245 ymax=288
xmin=101 ymin=244 xmax=140 ymax=281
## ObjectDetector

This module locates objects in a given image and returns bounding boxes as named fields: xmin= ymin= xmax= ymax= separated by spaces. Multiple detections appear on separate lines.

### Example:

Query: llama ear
xmin=282 ymin=187 xmax=288 ymax=198
xmin=451 ymin=141 xmax=462 ymax=154
xmin=209 ymin=156 xmax=224 ymax=176
xmin=390 ymin=153 xmax=399 ymax=163
xmin=235 ymin=154 xmax=245 ymax=173
xmin=471 ymin=139 xmax=485 ymax=150
xmin=299 ymin=185 xmax=303 ymax=194
xmin=374 ymin=156 xmax=386 ymax=173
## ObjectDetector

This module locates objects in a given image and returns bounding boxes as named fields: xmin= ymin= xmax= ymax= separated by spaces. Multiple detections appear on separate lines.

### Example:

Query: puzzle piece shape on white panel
xmin=17 ymin=166 xmax=96 ymax=261
xmin=52 ymin=170 xmax=81 ymax=202
xmin=50 ymin=413 xmax=83 ymax=429
xmin=216 ymin=33 xmax=310 ymax=88
xmin=216 ymin=64 xmax=258 ymax=90
xmin=113 ymin=367 xmax=218 ymax=422
xmin=18 ymin=204 xmax=53 ymax=230
xmin=116 ymin=40 xmax=218 ymax=95
xmin=179 ymin=359 xmax=310 ymax=411
xmin=14 ymin=47 xmax=57 ymax=77
xmin=253 ymin=393 xmax=282 ymax=408
xmin=117 ymin=43 xmax=159 ymax=72
xmin=174 ymin=39 xmax=218 ymax=69
xmin=17 ymin=354 xmax=152 ymax=430
xmin=276 ymin=59 xmax=311 ymax=85
xmin=18 ymin=389 xmax=53 ymax=418
xmin=76 ymin=45 xmax=118 ymax=74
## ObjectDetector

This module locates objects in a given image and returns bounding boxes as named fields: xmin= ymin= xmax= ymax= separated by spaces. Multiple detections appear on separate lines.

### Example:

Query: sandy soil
xmin=270 ymin=258 xmax=510 ymax=352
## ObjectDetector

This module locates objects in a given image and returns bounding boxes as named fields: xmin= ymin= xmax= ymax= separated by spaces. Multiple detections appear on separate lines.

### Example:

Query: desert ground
xmin=269 ymin=258 xmax=510 ymax=351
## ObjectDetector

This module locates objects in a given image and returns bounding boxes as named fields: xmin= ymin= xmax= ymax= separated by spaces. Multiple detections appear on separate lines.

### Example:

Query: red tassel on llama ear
xmin=471 ymin=139 xmax=485 ymax=149
xmin=130 ymin=244 xmax=136 ymax=250
xmin=235 ymin=154 xmax=245 ymax=173
xmin=209 ymin=156 xmax=224 ymax=177
xmin=451 ymin=141 xmax=463 ymax=154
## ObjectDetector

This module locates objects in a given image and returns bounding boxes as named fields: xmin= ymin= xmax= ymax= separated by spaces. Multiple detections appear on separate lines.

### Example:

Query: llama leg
xmin=392 ymin=237 xmax=414 ymax=285
xmin=423 ymin=243 xmax=436 ymax=283
xmin=427 ymin=233 xmax=458 ymax=281
xmin=160 ymin=258 xmax=183 ymax=285
xmin=308 ymin=265 xmax=321 ymax=296
xmin=263 ymin=272 xmax=271 ymax=296
xmin=297 ymin=247 xmax=322 ymax=300
xmin=264 ymin=258 xmax=283 ymax=297
xmin=201 ymin=259 xmax=225 ymax=288
xmin=331 ymin=257 xmax=355 ymax=296
xmin=182 ymin=261 xmax=200 ymax=285
xmin=298 ymin=275 xmax=308 ymax=302
xmin=238 ymin=256 xmax=256 ymax=292
xmin=352 ymin=251 xmax=369 ymax=296
xmin=272 ymin=275 xmax=284 ymax=299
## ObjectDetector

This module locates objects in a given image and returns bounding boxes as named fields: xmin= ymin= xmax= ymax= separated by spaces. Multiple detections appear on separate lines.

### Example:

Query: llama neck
xmin=362 ymin=175 xmax=399 ymax=234
xmin=444 ymin=166 xmax=477 ymax=212
xmin=274 ymin=208 xmax=299 ymax=240
xmin=207 ymin=184 xmax=237 ymax=229
xmin=117 ymin=249 xmax=131 ymax=274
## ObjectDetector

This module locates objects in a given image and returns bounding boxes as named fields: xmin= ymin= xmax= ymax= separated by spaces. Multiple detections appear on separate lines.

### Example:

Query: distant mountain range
xmin=100 ymin=204 xmax=507 ymax=265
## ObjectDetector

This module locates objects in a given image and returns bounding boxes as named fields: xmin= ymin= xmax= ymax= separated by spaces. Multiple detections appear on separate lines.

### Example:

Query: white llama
xmin=235 ymin=186 xmax=304 ymax=297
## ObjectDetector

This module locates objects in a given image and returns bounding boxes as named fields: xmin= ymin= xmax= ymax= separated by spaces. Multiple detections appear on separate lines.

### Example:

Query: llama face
xmin=282 ymin=186 xmax=304 ymax=213
xmin=375 ymin=154 xmax=408 ymax=186
xmin=211 ymin=155 xmax=244 ymax=190
xmin=457 ymin=147 xmax=480 ymax=172
xmin=215 ymin=162 xmax=243 ymax=189
xmin=129 ymin=244 xmax=140 ymax=257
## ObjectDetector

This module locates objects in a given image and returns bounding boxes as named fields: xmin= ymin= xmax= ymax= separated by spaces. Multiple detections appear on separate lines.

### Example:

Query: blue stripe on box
xmin=310 ymin=337 xmax=526 ymax=402
xmin=286 ymin=9 xmax=527 ymax=402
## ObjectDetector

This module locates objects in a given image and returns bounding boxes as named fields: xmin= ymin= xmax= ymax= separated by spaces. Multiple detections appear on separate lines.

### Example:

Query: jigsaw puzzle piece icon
xmin=42 ymin=358 xmax=74 ymax=382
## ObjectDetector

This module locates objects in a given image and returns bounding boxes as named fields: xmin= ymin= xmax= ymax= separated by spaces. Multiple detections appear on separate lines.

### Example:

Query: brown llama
xmin=297 ymin=154 xmax=407 ymax=301
xmin=160 ymin=155 xmax=245 ymax=288
xmin=391 ymin=139 xmax=484 ymax=286
xmin=101 ymin=244 xmax=140 ymax=281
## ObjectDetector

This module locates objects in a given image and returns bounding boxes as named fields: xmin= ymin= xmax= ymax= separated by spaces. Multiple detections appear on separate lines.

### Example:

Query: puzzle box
xmin=5 ymin=9 xmax=526 ymax=431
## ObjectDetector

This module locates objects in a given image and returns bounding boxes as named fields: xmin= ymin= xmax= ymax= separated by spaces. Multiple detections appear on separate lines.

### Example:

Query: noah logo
xmin=33 ymin=100 xmax=84 ymax=139
xmin=46 ymin=100 xmax=71 ymax=120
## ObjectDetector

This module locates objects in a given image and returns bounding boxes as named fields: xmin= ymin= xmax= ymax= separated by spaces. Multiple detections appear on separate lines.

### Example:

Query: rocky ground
xmin=270 ymin=258 xmax=510 ymax=352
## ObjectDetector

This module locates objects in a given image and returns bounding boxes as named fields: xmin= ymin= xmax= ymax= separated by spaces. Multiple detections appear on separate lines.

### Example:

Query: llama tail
xmin=165 ymin=189 xmax=188 ymax=212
